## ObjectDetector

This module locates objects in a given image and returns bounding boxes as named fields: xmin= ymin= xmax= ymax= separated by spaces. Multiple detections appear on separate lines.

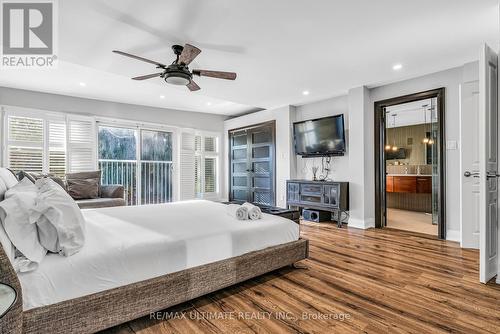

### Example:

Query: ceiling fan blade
xmin=187 ymin=80 xmax=201 ymax=91
xmin=192 ymin=70 xmax=237 ymax=80
xmin=178 ymin=44 xmax=201 ymax=65
xmin=112 ymin=50 xmax=167 ymax=68
xmin=131 ymin=73 xmax=163 ymax=80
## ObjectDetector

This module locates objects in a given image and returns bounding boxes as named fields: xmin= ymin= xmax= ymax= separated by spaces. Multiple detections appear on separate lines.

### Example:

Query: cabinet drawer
xmin=300 ymin=195 xmax=322 ymax=203
xmin=393 ymin=176 xmax=416 ymax=193
xmin=300 ymin=184 xmax=322 ymax=194
xmin=416 ymin=176 xmax=432 ymax=193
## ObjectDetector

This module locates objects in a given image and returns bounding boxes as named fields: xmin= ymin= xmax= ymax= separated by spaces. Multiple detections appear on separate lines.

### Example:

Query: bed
xmin=0 ymin=200 xmax=308 ymax=334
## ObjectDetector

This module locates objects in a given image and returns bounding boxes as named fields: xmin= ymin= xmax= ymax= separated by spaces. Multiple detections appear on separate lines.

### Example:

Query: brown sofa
xmin=17 ymin=170 xmax=127 ymax=209
xmin=65 ymin=171 xmax=126 ymax=209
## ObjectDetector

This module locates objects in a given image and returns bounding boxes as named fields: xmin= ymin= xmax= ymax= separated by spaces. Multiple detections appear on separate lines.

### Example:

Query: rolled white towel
xmin=242 ymin=202 xmax=262 ymax=220
xmin=226 ymin=204 xmax=248 ymax=220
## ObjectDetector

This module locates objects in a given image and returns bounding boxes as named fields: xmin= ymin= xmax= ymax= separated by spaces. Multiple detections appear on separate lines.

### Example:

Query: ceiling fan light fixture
xmin=164 ymin=73 xmax=191 ymax=86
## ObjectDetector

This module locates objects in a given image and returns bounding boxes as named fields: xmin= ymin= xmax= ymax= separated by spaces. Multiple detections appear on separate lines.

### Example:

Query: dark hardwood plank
xmin=101 ymin=221 xmax=500 ymax=334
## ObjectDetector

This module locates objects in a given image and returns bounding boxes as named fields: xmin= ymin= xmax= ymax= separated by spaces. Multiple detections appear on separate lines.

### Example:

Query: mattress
xmin=18 ymin=200 xmax=299 ymax=310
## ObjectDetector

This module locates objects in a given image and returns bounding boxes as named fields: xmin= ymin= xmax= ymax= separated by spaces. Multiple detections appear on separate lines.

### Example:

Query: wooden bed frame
xmin=0 ymin=238 xmax=308 ymax=334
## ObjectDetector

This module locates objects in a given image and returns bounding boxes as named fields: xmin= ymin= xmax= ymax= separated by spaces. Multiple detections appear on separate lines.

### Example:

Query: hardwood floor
xmin=101 ymin=221 xmax=500 ymax=334
xmin=386 ymin=208 xmax=438 ymax=235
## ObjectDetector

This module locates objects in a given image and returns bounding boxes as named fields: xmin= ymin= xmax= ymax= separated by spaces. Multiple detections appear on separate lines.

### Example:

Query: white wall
xmin=294 ymin=91 xmax=375 ymax=228
xmin=349 ymin=86 xmax=375 ymax=228
xmin=223 ymin=106 xmax=295 ymax=207
xmin=294 ymin=95 xmax=350 ymax=182
xmin=0 ymin=87 xmax=226 ymax=132
xmin=223 ymin=64 xmax=472 ymax=241
xmin=370 ymin=66 xmax=466 ymax=240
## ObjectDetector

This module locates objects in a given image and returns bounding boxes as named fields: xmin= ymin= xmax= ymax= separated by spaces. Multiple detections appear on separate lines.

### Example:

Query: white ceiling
xmin=0 ymin=0 xmax=498 ymax=116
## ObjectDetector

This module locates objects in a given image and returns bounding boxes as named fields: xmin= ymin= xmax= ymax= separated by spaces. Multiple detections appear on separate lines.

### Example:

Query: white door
xmin=479 ymin=44 xmax=499 ymax=283
xmin=460 ymin=81 xmax=480 ymax=249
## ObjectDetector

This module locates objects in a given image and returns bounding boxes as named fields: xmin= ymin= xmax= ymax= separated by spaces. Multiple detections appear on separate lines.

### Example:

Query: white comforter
xmin=19 ymin=200 xmax=299 ymax=309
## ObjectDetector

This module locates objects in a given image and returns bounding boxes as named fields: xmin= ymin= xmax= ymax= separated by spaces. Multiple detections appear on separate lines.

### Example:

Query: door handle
xmin=487 ymin=171 xmax=500 ymax=179
xmin=464 ymin=171 xmax=479 ymax=178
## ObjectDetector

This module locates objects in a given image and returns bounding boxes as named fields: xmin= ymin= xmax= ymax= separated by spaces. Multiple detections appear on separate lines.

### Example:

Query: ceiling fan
xmin=112 ymin=44 xmax=237 ymax=91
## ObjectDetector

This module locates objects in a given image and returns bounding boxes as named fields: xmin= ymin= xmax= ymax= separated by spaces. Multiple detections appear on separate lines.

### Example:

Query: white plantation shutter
xmin=204 ymin=136 xmax=216 ymax=153
xmin=180 ymin=131 xmax=196 ymax=200
xmin=4 ymin=109 xmax=67 ymax=176
xmin=7 ymin=115 xmax=44 ymax=173
xmin=186 ymin=132 xmax=219 ymax=199
xmin=48 ymin=120 xmax=66 ymax=177
xmin=204 ymin=157 xmax=216 ymax=193
xmin=195 ymin=155 xmax=202 ymax=195
xmin=67 ymin=115 xmax=97 ymax=172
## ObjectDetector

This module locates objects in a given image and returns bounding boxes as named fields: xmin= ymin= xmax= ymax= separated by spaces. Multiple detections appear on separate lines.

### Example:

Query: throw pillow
xmin=31 ymin=178 xmax=86 ymax=256
xmin=0 ymin=167 xmax=18 ymax=189
xmin=66 ymin=178 xmax=99 ymax=199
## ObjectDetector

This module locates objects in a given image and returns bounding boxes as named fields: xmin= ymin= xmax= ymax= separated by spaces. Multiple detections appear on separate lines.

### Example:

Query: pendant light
xmin=391 ymin=114 xmax=398 ymax=151
xmin=385 ymin=111 xmax=392 ymax=151
xmin=422 ymin=105 xmax=429 ymax=144
xmin=428 ymin=104 xmax=435 ymax=145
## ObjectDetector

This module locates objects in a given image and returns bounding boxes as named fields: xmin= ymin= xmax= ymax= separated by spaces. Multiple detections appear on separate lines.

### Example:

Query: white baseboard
xmin=347 ymin=217 xmax=374 ymax=229
xmin=446 ymin=229 xmax=460 ymax=242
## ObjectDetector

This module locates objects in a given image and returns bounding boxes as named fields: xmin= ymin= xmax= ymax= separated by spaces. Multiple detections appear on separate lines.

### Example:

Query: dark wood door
xmin=229 ymin=122 xmax=275 ymax=206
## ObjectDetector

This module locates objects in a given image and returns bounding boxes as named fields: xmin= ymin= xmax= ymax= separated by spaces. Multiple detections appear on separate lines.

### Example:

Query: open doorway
xmin=374 ymin=88 xmax=446 ymax=239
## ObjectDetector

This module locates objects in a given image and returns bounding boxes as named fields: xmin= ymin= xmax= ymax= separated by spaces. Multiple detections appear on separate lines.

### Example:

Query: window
xmin=5 ymin=113 xmax=67 ymax=177
xmin=195 ymin=134 xmax=219 ymax=198
xmin=140 ymin=129 xmax=173 ymax=204
xmin=97 ymin=125 xmax=173 ymax=205
xmin=98 ymin=126 xmax=138 ymax=205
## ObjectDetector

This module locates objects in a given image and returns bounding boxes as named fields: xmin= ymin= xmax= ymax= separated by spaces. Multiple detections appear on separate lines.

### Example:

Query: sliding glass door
xmin=140 ymin=130 xmax=173 ymax=204
xmin=98 ymin=125 xmax=173 ymax=205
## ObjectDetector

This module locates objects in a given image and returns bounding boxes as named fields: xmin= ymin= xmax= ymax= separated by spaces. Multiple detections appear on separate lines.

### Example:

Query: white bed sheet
xmin=19 ymin=200 xmax=299 ymax=309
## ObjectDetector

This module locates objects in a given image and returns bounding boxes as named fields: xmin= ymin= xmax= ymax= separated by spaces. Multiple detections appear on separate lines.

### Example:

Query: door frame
xmin=228 ymin=120 xmax=277 ymax=206
xmin=374 ymin=88 xmax=446 ymax=239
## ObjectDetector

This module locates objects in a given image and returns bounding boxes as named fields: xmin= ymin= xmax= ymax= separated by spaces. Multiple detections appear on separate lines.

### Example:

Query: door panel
xmin=248 ymin=125 xmax=274 ymax=206
xmin=460 ymin=81 xmax=480 ymax=249
xmin=229 ymin=123 xmax=275 ymax=206
xmin=479 ymin=44 xmax=499 ymax=283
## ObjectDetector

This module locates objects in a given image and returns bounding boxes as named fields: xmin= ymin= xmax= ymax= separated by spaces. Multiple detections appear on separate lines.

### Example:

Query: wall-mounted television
xmin=293 ymin=114 xmax=346 ymax=157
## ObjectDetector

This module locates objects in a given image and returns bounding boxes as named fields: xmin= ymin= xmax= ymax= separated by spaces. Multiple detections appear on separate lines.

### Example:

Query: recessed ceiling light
xmin=206 ymin=102 xmax=212 ymax=106
xmin=79 ymin=82 xmax=86 ymax=87
xmin=392 ymin=63 xmax=403 ymax=71
xmin=160 ymin=95 xmax=165 ymax=99
xmin=302 ymin=90 xmax=310 ymax=96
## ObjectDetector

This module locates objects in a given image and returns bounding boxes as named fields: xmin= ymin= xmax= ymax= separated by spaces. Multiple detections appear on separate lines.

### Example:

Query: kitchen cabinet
xmin=416 ymin=176 xmax=432 ymax=194
xmin=386 ymin=176 xmax=394 ymax=192
xmin=393 ymin=176 xmax=417 ymax=193
xmin=386 ymin=175 xmax=432 ymax=194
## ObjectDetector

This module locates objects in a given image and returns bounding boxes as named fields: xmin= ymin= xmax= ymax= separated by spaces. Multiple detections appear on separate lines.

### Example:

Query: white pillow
xmin=0 ymin=177 xmax=7 ymax=201
xmin=31 ymin=178 xmax=86 ymax=256
xmin=0 ymin=221 xmax=15 ymax=265
xmin=5 ymin=177 xmax=36 ymax=198
xmin=0 ymin=178 xmax=38 ymax=269
xmin=0 ymin=191 xmax=46 ymax=272
xmin=0 ymin=168 xmax=18 ymax=189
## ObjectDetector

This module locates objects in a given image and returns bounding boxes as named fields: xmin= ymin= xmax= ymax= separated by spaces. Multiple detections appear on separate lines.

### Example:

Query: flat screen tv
xmin=293 ymin=114 xmax=346 ymax=157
